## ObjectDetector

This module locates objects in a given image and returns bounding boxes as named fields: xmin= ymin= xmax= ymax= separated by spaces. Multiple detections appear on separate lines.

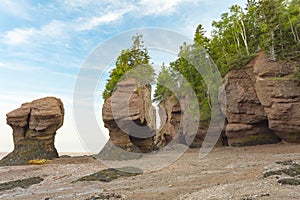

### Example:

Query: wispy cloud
xmin=0 ymin=0 xmax=32 ymax=20
xmin=1 ymin=9 xmax=130 ymax=46
xmin=137 ymin=0 xmax=184 ymax=15
xmin=1 ymin=21 xmax=69 ymax=46
xmin=0 ymin=61 xmax=41 ymax=71
xmin=2 ymin=28 xmax=35 ymax=45
xmin=76 ymin=9 xmax=131 ymax=31
xmin=136 ymin=0 xmax=206 ymax=16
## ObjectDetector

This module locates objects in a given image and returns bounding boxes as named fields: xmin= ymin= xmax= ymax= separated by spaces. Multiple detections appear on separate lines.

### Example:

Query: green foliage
xmin=153 ymin=64 xmax=175 ymax=102
xmin=154 ymin=0 xmax=300 ymax=126
xmin=154 ymin=42 xmax=212 ymax=124
xmin=199 ymin=97 xmax=211 ymax=123
xmin=194 ymin=24 xmax=210 ymax=49
xmin=293 ymin=68 xmax=300 ymax=81
xmin=209 ymin=0 xmax=300 ymax=76
xmin=102 ymin=34 xmax=153 ymax=101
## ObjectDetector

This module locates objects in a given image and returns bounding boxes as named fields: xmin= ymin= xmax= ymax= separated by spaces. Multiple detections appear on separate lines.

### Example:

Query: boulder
xmin=0 ymin=97 xmax=64 ymax=166
xmin=254 ymin=52 xmax=300 ymax=143
xmin=101 ymin=77 xmax=156 ymax=153
xmin=220 ymin=59 xmax=280 ymax=146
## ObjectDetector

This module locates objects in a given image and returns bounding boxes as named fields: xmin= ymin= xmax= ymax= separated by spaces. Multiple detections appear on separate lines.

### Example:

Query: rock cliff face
xmin=0 ymin=97 xmax=64 ymax=166
xmin=102 ymin=77 xmax=156 ymax=152
xmin=220 ymin=52 xmax=300 ymax=146
xmin=254 ymin=53 xmax=300 ymax=143
xmin=220 ymin=59 xmax=280 ymax=146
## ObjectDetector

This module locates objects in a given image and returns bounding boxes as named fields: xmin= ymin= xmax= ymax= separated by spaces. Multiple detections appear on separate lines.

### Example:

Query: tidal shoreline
xmin=0 ymin=143 xmax=299 ymax=200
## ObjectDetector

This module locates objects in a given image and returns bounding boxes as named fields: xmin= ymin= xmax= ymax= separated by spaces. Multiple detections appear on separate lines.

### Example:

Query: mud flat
xmin=0 ymin=143 xmax=299 ymax=200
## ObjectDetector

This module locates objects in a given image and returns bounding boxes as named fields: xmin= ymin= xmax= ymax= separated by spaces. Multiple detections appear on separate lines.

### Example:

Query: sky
xmin=0 ymin=0 xmax=246 ymax=153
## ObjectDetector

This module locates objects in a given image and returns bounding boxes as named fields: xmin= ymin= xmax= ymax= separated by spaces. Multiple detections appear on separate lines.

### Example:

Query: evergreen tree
xmin=103 ymin=34 xmax=153 ymax=100
xmin=287 ymin=0 xmax=300 ymax=52
xmin=194 ymin=24 xmax=210 ymax=49
xmin=153 ymin=64 xmax=175 ymax=102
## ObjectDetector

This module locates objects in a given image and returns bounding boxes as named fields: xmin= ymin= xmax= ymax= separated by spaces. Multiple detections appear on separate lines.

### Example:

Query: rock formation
xmin=220 ymin=52 xmax=300 ymax=146
xmin=254 ymin=53 xmax=300 ymax=143
xmin=156 ymin=95 xmax=184 ymax=146
xmin=0 ymin=97 xmax=64 ymax=166
xmin=220 ymin=59 xmax=280 ymax=146
xmin=101 ymin=77 xmax=156 ymax=153
xmin=156 ymin=95 xmax=224 ymax=148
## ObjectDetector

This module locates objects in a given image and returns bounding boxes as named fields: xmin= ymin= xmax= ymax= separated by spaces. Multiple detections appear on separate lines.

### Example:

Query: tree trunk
xmin=239 ymin=19 xmax=250 ymax=55
xmin=270 ymin=30 xmax=276 ymax=61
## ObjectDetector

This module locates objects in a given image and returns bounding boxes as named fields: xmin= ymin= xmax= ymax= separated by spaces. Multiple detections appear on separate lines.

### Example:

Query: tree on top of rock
xmin=102 ymin=34 xmax=153 ymax=101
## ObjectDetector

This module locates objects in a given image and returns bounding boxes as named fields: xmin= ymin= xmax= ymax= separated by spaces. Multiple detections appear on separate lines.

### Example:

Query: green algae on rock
xmin=95 ymin=142 xmax=143 ymax=161
xmin=278 ymin=178 xmax=300 ymax=186
xmin=0 ymin=97 xmax=64 ymax=166
xmin=263 ymin=160 xmax=300 ymax=186
xmin=0 ymin=139 xmax=57 ymax=166
xmin=76 ymin=166 xmax=143 ymax=183
xmin=86 ymin=193 xmax=123 ymax=200
xmin=0 ymin=177 xmax=44 ymax=191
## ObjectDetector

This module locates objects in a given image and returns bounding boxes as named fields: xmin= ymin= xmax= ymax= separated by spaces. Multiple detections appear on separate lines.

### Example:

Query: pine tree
xmin=102 ymin=34 xmax=153 ymax=100
xmin=153 ymin=64 xmax=175 ymax=102
xmin=194 ymin=24 xmax=210 ymax=49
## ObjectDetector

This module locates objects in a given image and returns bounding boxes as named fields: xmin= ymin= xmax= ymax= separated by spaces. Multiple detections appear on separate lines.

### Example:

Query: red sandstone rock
xmin=1 ymin=97 xmax=64 ymax=166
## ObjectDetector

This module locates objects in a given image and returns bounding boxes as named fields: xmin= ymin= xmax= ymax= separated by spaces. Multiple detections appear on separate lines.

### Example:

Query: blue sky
xmin=0 ymin=0 xmax=246 ymax=153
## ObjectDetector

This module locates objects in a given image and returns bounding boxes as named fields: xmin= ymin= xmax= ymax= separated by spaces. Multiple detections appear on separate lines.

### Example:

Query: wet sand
xmin=0 ymin=143 xmax=299 ymax=200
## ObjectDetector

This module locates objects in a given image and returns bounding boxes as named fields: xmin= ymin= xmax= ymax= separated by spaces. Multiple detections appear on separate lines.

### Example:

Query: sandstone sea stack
xmin=0 ymin=97 xmax=64 ymax=166
xmin=101 ymin=77 xmax=156 ymax=153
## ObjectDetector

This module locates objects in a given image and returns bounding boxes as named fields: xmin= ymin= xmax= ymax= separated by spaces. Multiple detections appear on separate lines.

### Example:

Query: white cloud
xmin=0 ymin=0 xmax=32 ymax=20
xmin=76 ymin=10 xmax=129 ymax=31
xmin=138 ymin=0 xmax=183 ymax=15
xmin=136 ymin=0 xmax=203 ymax=16
xmin=62 ymin=0 xmax=95 ymax=9
xmin=1 ymin=8 xmax=130 ymax=46
xmin=2 ymin=28 xmax=35 ymax=45
xmin=0 ymin=61 xmax=41 ymax=71
xmin=41 ymin=20 xmax=68 ymax=38
xmin=1 ymin=20 xmax=70 ymax=46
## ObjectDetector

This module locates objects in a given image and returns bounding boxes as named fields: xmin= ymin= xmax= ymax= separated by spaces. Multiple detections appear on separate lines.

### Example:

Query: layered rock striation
xmin=156 ymin=95 xmax=224 ymax=148
xmin=254 ymin=53 xmax=300 ymax=143
xmin=220 ymin=52 xmax=300 ymax=146
xmin=0 ymin=97 xmax=64 ymax=166
xmin=101 ymin=77 xmax=156 ymax=153
xmin=156 ymin=95 xmax=184 ymax=147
